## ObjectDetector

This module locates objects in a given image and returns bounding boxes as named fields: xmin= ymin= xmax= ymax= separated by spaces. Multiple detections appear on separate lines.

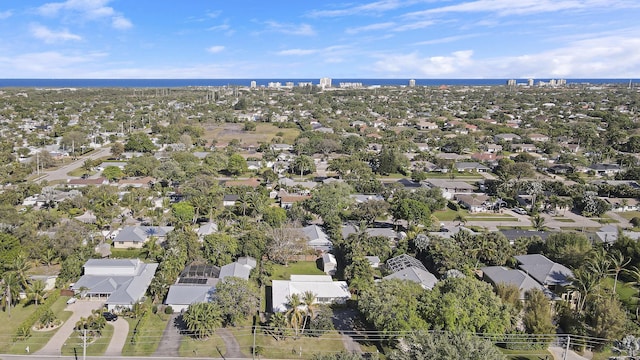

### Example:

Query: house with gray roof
xmin=514 ymin=254 xmax=573 ymax=290
xmin=72 ymin=259 xmax=158 ymax=311
xmin=480 ymin=266 xmax=548 ymax=300
xmin=219 ymin=257 xmax=256 ymax=281
xmin=383 ymin=254 xmax=438 ymax=290
xmin=112 ymin=226 xmax=174 ymax=249
xmin=298 ymin=225 xmax=332 ymax=252
xmin=341 ymin=224 xmax=399 ymax=242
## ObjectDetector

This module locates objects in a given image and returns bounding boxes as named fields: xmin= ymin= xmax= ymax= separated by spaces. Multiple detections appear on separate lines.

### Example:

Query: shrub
xmin=164 ymin=306 xmax=173 ymax=315
xmin=631 ymin=217 xmax=640 ymax=227
xmin=15 ymin=289 xmax=60 ymax=340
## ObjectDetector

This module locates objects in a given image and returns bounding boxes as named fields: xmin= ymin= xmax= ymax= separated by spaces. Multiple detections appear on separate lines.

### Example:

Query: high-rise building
xmin=507 ymin=79 xmax=516 ymax=86
xmin=409 ymin=79 xmax=416 ymax=87
xmin=319 ymin=77 xmax=332 ymax=89
xmin=527 ymin=78 xmax=534 ymax=87
xmin=250 ymin=81 xmax=257 ymax=89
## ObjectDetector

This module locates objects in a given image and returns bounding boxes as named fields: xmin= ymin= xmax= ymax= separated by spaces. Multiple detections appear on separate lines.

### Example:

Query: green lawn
xmin=0 ymin=300 xmax=42 ymax=352
xmin=61 ymin=321 xmax=114 ymax=356
xmin=433 ymin=208 xmax=470 ymax=221
xmin=551 ymin=217 xmax=575 ymax=223
xmin=619 ymin=211 xmax=640 ymax=220
xmin=249 ymin=330 xmax=346 ymax=359
xmin=7 ymin=296 xmax=74 ymax=354
xmin=179 ymin=333 xmax=227 ymax=357
xmin=268 ymin=261 xmax=325 ymax=282
xmin=121 ymin=313 xmax=171 ymax=356
xmin=466 ymin=217 xmax=518 ymax=222
xmin=67 ymin=168 xmax=96 ymax=177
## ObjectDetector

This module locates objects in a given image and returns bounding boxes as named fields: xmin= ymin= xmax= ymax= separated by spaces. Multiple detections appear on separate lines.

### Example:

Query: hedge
xmin=14 ymin=289 xmax=61 ymax=341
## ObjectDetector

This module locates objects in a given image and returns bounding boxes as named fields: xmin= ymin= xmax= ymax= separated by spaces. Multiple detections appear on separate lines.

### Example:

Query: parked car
xmin=103 ymin=312 xmax=118 ymax=321
xmin=66 ymin=297 xmax=77 ymax=304
xmin=513 ymin=207 xmax=527 ymax=215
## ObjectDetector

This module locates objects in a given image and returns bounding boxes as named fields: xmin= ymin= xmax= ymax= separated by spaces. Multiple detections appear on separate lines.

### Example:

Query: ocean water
xmin=0 ymin=78 xmax=634 ymax=88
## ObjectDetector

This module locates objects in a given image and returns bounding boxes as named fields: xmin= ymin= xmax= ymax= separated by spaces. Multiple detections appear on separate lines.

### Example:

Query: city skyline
xmin=0 ymin=0 xmax=639 ymax=79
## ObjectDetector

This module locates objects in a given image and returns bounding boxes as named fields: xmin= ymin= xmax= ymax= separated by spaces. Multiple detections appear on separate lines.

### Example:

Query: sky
xmin=1 ymin=0 xmax=640 ymax=79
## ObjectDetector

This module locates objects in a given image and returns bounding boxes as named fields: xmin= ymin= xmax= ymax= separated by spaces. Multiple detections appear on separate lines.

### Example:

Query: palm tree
xmin=285 ymin=293 xmax=304 ymax=337
xmin=267 ymin=312 xmax=290 ymax=341
xmin=39 ymin=248 xmax=59 ymax=267
xmin=300 ymin=291 xmax=317 ymax=334
xmin=531 ymin=215 xmax=546 ymax=231
xmin=453 ymin=213 xmax=467 ymax=227
xmin=570 ymin=268 xmax=600 ymax=312
xmin=625 ymin=266 xmax=640 ymax=319
xmin=26 ymin=280 xmax=46 ymax=306
xmin=609 ymin=251 xmax=630 ymax=294
xmin=10 ymin=254 xmax=32 ymax=289
xmin=1 ymin=272 xmax=20 ymax=314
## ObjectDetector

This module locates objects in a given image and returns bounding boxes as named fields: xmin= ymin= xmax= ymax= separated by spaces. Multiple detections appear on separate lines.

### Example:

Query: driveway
xmin=332 ymin=308 xmax=364 ymax=354
xmin=37 ymin=299 xmax=104 ymax=355
xmin=103 ymin=317 xmax=129 ymax=356
xmin=548 ymin=346 xmax=590 ymax=360
xmin=153 ymin=313 xmax=181 ymax=357
xmin=216 ymin=328 xmax=247 ymax=358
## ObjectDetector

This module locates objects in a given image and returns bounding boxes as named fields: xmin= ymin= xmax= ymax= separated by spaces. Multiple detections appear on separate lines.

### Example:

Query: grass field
xmin=203 ymin=123 xmax=300 ymax=146
xmin=179 ymin=332 xmax=227 ymax=357
xmin=6 ymin=296 xmax=73 ymax=354
xmin=551 ymin=217 xmax=575 ymax=223
xmin=121 ymin=313 xmax=171 ymax=356
xmin=61 ymin=321 xmax=114 ymax=356
xmin=433 ymin=208 xmax=517 ymax=222
xmin=0 ymin=301 xmax=40 ymax=352
xmin=268 ymin=261 xmax=325 ymax=282
xmin=618 ymin=211 xmax=640 ymax=220
xmin=240 ymin=329 xmax=346 ymax=359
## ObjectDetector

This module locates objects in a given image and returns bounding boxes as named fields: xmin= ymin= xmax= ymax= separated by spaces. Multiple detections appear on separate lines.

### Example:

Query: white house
xmin=271 ymin=275 xmax=350 ymax=312
xmin=72 ymin=259 xmax=158 ymax=311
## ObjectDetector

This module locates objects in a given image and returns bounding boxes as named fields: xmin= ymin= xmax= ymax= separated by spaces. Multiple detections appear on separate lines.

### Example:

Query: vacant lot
xmin=203 ymin=123 xmax=300 ymax=146
xmin=268 ymin=261 xmax=325 ymax=282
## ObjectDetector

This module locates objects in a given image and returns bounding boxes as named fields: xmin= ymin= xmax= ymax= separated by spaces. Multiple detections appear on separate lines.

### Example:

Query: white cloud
xmin=208 ymin=24 xmax=230 ymax=31
xmin=277 ymin=49 xmax=318 ymax=56
xmin=30 ymin=23 xmax=82 ymax=43
xmin=0 ymin=50 xmax=106 ymax=76
xmin=346 ymin=22 xmax=395 ymax=35
xmin=308 ymin=0 xmax=415 ymax=17
xmin=394 ymin=20 xmax=434 ymax=31
xmin=206 ymin=46 xmax=225 ymax=54
xmin=264 ymin=21 xmax=316 ymax=36
xmin=0 ymin=10 xmax=13 ymax=19
xmin=372 ymin=32 xmax=640 ymax=78
xmin=112 ymin=15 xmax=132 ymax=29
xmin=405 ymin=0 xmax=640 ymax=18
xmin=413 ymin=34 xmax=482 ymax=45
xmin=37 ymin=0 xmax=132 ymax=30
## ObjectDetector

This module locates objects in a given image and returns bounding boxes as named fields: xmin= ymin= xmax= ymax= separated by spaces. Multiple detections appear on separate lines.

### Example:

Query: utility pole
xmin=252 ymin=325 xmax=256 ymax=360
xmin=82 ymin=328 xmax=87 ymax=360
xmin=563 ymin=335 xmax=570 ymax=360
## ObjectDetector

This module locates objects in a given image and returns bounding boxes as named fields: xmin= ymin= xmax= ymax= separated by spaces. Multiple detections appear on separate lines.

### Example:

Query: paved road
xmin=104 ymin=317 xmax=129 ymax=357
xmin=153 ymin=313 xmax=181 ymax=357
xmin=37 ymin=300 xmax=104 ymax=355
xmin=35 ymin=147 xmax=111 ymax=183
xmin=0 ymin=355 xmax=246 ymax=360
xmin=548 ymin=346 xmax=591 ymax=360
xmin=216 ymin=328 xmax=247 ymax=358
xmin=606 ymin=211 xmax=632 ymax=228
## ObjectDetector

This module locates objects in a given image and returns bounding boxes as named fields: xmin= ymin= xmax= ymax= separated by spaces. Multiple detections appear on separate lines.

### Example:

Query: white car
xmin=513 ymin=208 xmax=527 ymax=215
xmin=66 ymin=297 xmax=77 ymax=305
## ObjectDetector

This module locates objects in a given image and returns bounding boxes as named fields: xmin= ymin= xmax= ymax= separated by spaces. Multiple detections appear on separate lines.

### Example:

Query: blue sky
xmin=1 ymin=0 xmax=639 ymax=78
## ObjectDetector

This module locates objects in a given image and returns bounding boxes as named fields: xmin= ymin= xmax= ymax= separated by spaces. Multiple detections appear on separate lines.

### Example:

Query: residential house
xmin=222 ymin=194 xmax=239 ymax=207
xmin=486 ymin=144 xmax=503 ymax=153
xmin=164 ymin=263 xmax=220 ymax=313
xmin=480 ymin=266 xmax=549 ymax=300
xmin=117 ymin=176 xmax=155 ymax=189
xmin=72 ymin=259 xmax=158 ymax=311
xmin=112 ymin=225 xmax=174 ymax=249
xmin=588 ymin=163 xmax=622 ymax=176
xmin=349 ymin=194 xmax=385 ymax=203
xmin=424 ymin=179 xmax=476 ymax=200
xmin=605 ymin=197 xmax=640 ymax=212
xmin=67 ymin=177 xmax=109 ymax=188
xmin=341 ymin=224 xmax=399 ymax=243
xmin=271 ymin=275 xmax=350 ymax=312
xmin=270 ymin=144 xmax=293 ymax=152
xmin=499 ymin=229 xmax=554 ymax=243
xmin=279 ymin=193 xmax=311 ymax=209
xmin=219 ymin=256 xmax=256 ymax=281
xmin=365 ymin=256 xmax=381 ymax=268
xmin=383 ymin=254 xmax=438 ymax=290
xmin=224 ymin=178 xmax=261 ymax=188
xmin=494 ymin=133 xmax=521 ymax=142
xmin=512 ymin=144 xmax=538 ymax=153
xmin=455 ymin=194 xmax=492 ymax=213
xmin=455 ymin=162 xmax=491 ymax=173
xmin=197 ymin=222 xmax=218 ymax=240
xmin=528 ymin=133 xmax=550 ymax=142
xmin=514 ymin=254 xmax=573 ymax=291
xmin=416 ymin=120 xmax=439 ymax=130
xmin=299 ymin=225 xmax=332 ymax=252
